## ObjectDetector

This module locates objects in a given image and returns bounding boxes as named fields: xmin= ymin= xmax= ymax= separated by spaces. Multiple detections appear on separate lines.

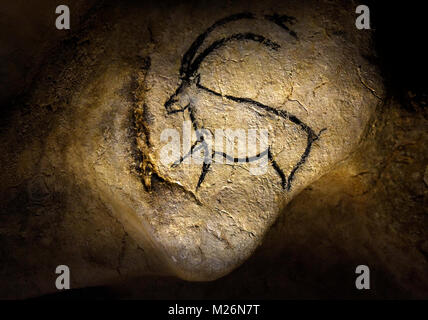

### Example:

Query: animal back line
xmin=195 ymin=82 xmax=317 ymax=139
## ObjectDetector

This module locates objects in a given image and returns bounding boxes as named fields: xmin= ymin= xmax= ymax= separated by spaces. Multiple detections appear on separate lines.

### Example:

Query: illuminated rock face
xmin=131 ymin=4 xmax=383 ymax=279
xmin=0 ymin=0 xmax=384 ymax=295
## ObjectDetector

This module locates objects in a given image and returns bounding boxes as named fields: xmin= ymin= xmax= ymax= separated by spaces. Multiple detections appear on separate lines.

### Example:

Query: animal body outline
xmin=164 ymin=12 xmax=325 ymax=191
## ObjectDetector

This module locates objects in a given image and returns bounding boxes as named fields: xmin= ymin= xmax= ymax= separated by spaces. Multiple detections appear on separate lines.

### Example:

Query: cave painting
xmin=163 ymin=13 xmax=326 ymax=191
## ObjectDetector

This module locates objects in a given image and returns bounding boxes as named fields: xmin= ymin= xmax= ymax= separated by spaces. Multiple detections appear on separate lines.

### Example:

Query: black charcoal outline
xmin=164 ymin=12 xmax=325 ymax=191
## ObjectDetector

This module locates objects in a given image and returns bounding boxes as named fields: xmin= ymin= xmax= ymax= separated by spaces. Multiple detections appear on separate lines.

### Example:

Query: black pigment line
xmin=172 ymin=139 xmax=204 ymax=167
xmin=213 ymin=149 xmax=269 ymax=163
xmin=286 ymin=134 xmax=314 ymax=190
xmin=162 ymin=12 xmax=322 ymax=191
xmin=195 ymin=148 xmax=271 ymax=187
xmin=174 ymin=136 xmax=269 ymax=168
xmin=268 ymin=148 xmax=287 ymax=189
xmin=224 ymin=94 xmax=316 ymax=137
xmin=167 ymin=103 xmax=189 ymax=114
xmin=164 ymin=84 xmax=187 ymax=113
xmin=188 ymin=104 xmax=200 ymax=132
xmin=196 ymin=155 xmax=212 ymax=189
xmin=187 ymin=33 xmax=280 ymax=79
xmin=195 ymin=82 xmax=320 ymax=190
xmin=196 ymin=83 xmax=316 ymax=137
xmin=196 ymin=82 xmax=222 ymax=97
xmin=198 ymin=144 xmax=213 ymax=188
xmin=180 ymin=12 xmax=255 ymax=78
xmin=264 ymin=14 xmax=298 ymax=39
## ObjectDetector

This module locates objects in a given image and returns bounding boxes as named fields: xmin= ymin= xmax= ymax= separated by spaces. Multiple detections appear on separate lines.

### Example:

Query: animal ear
xmin=265 ymin=14 xmax=298 ymax=39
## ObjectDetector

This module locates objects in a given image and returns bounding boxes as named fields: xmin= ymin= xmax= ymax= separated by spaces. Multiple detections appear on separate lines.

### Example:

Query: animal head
xmin=164 ymin=74 xmax=200 ymax=114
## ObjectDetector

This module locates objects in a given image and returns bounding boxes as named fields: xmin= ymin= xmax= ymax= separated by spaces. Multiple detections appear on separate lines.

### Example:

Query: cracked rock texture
xmin=134 ymin=1 xmax=382 ymax=280
xmin=0 ymin=0 xmax=426 ymax=299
